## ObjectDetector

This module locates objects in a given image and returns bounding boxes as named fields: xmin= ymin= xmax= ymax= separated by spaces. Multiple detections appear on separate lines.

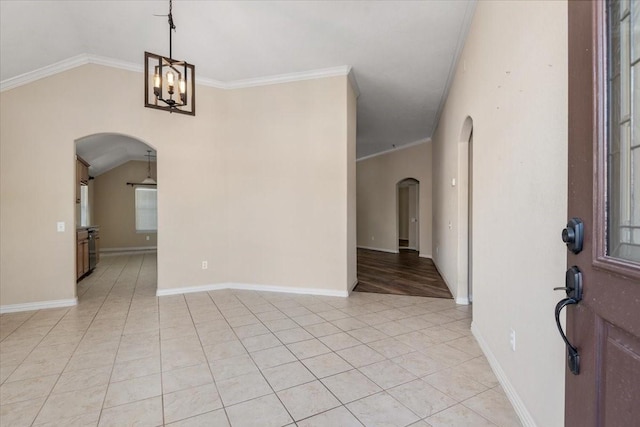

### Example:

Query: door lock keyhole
xmin=562 ymin=218 xmax=584 ymax=254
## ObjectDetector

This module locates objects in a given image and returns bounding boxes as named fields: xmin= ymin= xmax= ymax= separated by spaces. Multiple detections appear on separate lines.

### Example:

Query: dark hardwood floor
xmin=354 ymin=248 xmax=452 ymax=299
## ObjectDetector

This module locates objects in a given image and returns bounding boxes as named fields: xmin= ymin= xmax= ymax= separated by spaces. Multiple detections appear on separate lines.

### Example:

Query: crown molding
xmin=356 ymin=138 xmax=431 ymax=162
xmin=1 ymin=54 xmax=90 ymax=92
xmin=85 ymin=54 xmax=143 ymax=74
xmin=347 ymin=67 xmax=360 ymax=98
xmin=1 ymin=54 xmax=357 ymax=93
xmin=430 ymin=0 xmax=477 ymax=135
xmin=223 ymin=65 xmax=352 ymax=90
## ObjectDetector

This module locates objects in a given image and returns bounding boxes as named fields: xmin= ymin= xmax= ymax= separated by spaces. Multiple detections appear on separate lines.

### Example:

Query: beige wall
xmin=431 ymin=1 xmax=567 ymax=426
xmin=92 ymin=160 xmax=158 ymax=250
xmin=356 ymin=142 xmax=433 ymax=257
xmin=219 ymin=76 xmax=355 ymax=293
xmin=0 ymin=64 xmax=356 ymax=307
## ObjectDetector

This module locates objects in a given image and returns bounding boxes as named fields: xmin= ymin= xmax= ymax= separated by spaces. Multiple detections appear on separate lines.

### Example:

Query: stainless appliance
xmin=88 ymin=227 xmax=99 ymax=271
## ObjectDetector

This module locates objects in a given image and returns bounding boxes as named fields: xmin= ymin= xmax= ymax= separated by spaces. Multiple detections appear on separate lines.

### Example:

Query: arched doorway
xmin=74 ymin=133 xmax=158 ymax=292
xmin=397 ymin=178 xmax=420 ymax=251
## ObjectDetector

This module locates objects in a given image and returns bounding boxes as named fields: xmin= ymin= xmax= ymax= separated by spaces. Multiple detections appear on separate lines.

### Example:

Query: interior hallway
xmin=355 ymin=249 xmax=452 ymax=299
xmin=0 ymin=254 xmax=519 ymax=426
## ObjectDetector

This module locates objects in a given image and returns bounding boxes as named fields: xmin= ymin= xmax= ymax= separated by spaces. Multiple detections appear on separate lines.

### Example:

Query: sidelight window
xmin=607 ymin=0 xmax=640 ymax=263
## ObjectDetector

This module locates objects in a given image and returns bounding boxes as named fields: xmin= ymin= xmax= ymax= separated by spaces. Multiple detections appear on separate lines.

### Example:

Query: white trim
xmin=0 ymin=298 xmax=77 ymax=314
xmin=156 ymin=282 xmax=349 ymax=298
xmin=85 ymin=54 xmax=142 ymax=74
xmin=430 ymin=0 xmax=478 ymax=133
xmin=357 ymin=138 xmax=431 ymax=162
xmin=1 ymin=54 xmax=356 ymax=93
xmin=428 ymin=256 xmax=463 ymax=303
xmin=347 ymin=68 xmax=361 ymax=98
xmin=357 ymin=246 xmax=399 ymax=254
xmin=432 ymin=258 xmax=456 ymax=301
xmin=455 ymin=296 xmax=470 ymax=305
xmin=1 ymin=54 xmax=89 ymax=92
xmin=101 ymin=246 xmax=157 ymax=253
xmin=471 ymin=322 xmax=536 ymax=427
xmin=223 ymin=65 xmax=353 ymax=90
xmin=348 ymin=279 xmax=359 ymax=295
xmin=419 ymin=252 xmax=433 ymax=258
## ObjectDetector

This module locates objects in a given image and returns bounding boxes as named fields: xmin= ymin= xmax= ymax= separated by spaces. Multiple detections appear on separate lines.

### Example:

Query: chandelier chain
xmin=168 ymin=0 xmax=176 ymax=32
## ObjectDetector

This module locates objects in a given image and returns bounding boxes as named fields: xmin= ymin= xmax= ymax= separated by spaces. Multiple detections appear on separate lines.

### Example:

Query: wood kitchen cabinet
xmin=76 ymin=230 xmax=89 ymax=280
xmin=76 ymin=156 xmax=89 ymax=203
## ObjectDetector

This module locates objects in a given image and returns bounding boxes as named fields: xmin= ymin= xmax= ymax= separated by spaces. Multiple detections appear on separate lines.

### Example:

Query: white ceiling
xmin=1 ymin=0 xmax=474 ymax=164
xmin=75 ymin=134 xmax=155 ymax=176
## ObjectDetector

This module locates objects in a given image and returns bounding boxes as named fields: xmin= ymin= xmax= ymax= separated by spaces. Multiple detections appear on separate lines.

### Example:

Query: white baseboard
xmin=101 ymin=247 xmax=157 ymax=256
xmin=102 ymin=246 xmax=157 ymax=252
xmin=157 ymin=282 xmax=349 ymax=298
xmin=455 ymin=296 xmax=470 ymax=305
xmin=419 ymin=252 xmax=433 ymax=258
xmin=432 ymin=259 xmax=457 ymax=302
xmin=357 ymin=246 xmax=399 ymax=254
xmin=348 ymin=279 xmax=358 ymax=295
xmin=0 ymin=298 xmax=78 ymax=314
xmin=471 ymin=322 xmax=536 ymax=427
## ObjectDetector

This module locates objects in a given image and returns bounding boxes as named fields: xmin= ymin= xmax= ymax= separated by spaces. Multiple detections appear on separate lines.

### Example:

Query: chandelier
xmin=144 ymin=0 xmax=195 ymax=115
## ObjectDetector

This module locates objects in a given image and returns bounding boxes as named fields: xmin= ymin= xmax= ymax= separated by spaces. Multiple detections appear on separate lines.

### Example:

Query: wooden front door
xmin=566 ymin=1 xmax=640 ymax=426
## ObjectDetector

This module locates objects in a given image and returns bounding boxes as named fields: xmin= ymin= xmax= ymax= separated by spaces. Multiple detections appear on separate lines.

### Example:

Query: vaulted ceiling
xmin=1 ymin=0 xmax=474 ymax=169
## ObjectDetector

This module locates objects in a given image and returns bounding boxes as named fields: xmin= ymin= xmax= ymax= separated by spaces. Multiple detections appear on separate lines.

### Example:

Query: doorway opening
xmin=397 ymin=178 xmax=420 ymax=251
xmin=459 ymin=117 xmax=473 ymax=304
xmin=74 ymin=133 xmax=158 ymax=293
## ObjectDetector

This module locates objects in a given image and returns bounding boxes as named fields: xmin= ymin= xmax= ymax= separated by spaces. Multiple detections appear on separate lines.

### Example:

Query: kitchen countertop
xmin=76 ymin=225 xmax=100 ymax=231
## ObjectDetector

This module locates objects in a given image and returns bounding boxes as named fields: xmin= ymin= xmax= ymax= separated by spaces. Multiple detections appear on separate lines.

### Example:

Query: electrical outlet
xmin=509 ymin=329 xmax=516 ymax=352
xmin=57 ymin=221 xmax=65 ymax=232
xmin=371 ymin=236 xmax=375 ymax=241
xmin=146 ymin=235 xmax=150 ymax=241
xmin=436 ymin=246 xmax=439 ymax=254
xmin=201 ymin=261 xmax=208 ymax=270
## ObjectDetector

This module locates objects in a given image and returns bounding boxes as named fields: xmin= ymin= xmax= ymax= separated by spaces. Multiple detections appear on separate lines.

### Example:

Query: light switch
xmin=451 ymin=178 xmax=456 ymax=187
xmin=57 ymin=221 xmax=65 ymax=232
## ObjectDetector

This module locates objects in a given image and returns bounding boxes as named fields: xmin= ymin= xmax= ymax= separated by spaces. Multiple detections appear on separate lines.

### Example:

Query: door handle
xmin=554 ymin=266 xmax=583 ymax=375
xmin=555 ymin=266 xmax=583 ymax=301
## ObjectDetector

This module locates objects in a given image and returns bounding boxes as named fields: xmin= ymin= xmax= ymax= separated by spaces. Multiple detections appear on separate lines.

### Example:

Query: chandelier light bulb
xmin=167 ymin=71 xmax=175 ymax=93
xmin=153 ymin=73 xmax=161 ymax=95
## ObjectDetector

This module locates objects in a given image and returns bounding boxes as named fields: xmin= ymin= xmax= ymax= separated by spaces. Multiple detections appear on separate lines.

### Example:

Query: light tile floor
xmin=0 ymin=254 xmax=522 ymax=426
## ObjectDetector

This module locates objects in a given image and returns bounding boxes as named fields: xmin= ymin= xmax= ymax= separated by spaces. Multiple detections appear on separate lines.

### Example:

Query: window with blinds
xmin=135 ymin=187 xmax=157 ymax=232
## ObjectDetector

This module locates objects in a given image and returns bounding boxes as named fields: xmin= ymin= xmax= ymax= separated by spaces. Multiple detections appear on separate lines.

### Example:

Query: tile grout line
xmin=210 ymin=291 xmax=412 ymax=426
xmin=92 ymin=253 xmax=147 ymax=427
xmin=209 ymin=291 xmax=298 ymax=424
xmin=2 ymin=252 xmax=522 ymax=427
xmin=27 ymin=254 xmax=130 ymax=426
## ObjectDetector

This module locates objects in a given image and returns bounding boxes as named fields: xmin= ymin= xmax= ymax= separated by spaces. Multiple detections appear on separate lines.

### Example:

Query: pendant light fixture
xmin=126 ymin=150 xmax=157 ymax=187
xmin=142 ymin=150 xmax=156 ymax=185
xmin=144 ymin=0 xmax=195 ymax=115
